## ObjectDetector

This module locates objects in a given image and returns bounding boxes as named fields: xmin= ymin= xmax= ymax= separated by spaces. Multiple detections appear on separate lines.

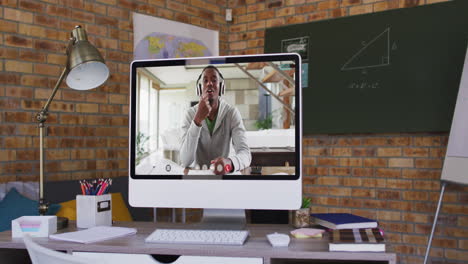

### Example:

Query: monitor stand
xmin=198 ymin=209 xmax=246 ymax=230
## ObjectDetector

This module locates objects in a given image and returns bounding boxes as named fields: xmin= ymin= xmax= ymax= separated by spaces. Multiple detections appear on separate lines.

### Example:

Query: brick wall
xmin=303 ymin=133 xmax=467 ymax=263
xmin=1 ymin=0 xmax=467 ymax=263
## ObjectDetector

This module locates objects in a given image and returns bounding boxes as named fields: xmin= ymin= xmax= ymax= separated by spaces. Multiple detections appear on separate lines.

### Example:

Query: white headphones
xmin=196 ymin=65 xmax=225 ymax=97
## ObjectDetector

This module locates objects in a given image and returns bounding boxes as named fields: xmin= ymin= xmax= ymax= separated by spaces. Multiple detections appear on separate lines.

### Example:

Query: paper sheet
xmin=49 ymin=226 xmax=137 ymax=244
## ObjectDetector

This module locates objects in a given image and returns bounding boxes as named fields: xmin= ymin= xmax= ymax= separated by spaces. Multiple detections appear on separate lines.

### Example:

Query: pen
xmin=85 ymin=181 xmax=89 ymax=195
xmin=97 ymin=181 xmax=107 ymax=196
xmin=80 ymin=181 xmax=86 ymax=195
xmin=103 ymin=179 xmax=112 ymax=194
xmin=92 ymin=180 xmax=97 ymax=195
xmin=94 ymin=179 xmax=102 ymax=195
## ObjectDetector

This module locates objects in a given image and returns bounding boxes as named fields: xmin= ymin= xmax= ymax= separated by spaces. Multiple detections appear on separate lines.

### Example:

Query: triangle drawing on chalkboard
xmin=341 ymin=28 xmax=391 ymax=71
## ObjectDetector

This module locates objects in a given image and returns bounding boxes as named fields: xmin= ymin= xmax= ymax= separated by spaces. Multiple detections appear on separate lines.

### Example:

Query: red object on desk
xmin=80 ymin=181 xmax=86 ymax=195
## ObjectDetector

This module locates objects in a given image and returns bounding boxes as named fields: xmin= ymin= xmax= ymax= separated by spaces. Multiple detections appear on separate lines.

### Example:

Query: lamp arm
xmin=36 ymin=67 xmax=69 ymax=123
xmin=36 ymin=37 xmax=75 ymax=123
xmin=35 ymin=36 xmax=74 ymax=215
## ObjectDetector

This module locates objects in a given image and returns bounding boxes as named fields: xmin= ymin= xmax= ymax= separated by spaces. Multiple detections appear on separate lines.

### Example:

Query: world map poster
xmin=133 ymin=12 xmax=219 ymax=60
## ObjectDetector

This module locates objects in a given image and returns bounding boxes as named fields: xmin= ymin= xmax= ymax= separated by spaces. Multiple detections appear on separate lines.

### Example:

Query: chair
xmin=23 ymin=235 xmax=104 ymax=264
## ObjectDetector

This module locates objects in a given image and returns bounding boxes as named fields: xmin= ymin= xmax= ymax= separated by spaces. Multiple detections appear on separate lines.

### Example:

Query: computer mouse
xmin=267 ymin=232 xmax=290 ymax=247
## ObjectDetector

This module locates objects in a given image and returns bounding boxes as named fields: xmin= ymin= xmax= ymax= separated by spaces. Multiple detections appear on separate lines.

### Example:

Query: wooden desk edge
xmin=0 ymin=222 xmax=396 ymax=264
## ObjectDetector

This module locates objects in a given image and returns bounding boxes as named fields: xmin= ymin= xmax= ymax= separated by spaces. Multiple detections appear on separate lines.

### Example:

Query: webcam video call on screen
xmin=129 ymin=53 xmax=302 ymax=231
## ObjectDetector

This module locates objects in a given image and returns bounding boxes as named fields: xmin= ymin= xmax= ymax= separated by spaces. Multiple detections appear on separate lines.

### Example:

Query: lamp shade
xmin=65 ymin=26 xmax=109 ymax=90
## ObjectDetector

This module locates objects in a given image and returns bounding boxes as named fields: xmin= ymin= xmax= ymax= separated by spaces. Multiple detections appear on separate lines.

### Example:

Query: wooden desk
xmin=0 ymin=222 xmax=396 ymax=264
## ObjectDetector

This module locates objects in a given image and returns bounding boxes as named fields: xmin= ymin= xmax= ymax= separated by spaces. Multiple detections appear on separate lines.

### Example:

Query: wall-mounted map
xmin=133 ymin=13 xmax=218 ymax=60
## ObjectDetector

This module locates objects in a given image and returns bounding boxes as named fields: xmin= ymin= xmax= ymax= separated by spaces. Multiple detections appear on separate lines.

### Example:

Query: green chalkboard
xmin=265 ymin=1 xmax=468 ymax=134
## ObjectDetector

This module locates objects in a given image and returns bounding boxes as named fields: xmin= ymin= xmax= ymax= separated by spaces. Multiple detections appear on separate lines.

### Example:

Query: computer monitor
xmin=129 ymin=53 xmax=302 ymax=227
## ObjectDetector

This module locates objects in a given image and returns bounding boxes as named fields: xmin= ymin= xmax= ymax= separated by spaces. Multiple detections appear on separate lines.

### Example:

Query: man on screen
xmin=180 ymin=65 xmax=251 ymax=175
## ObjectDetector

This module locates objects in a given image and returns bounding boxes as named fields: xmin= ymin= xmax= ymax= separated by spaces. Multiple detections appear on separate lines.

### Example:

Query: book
xmin=329 ymin=228 xmax=385 ymax=252
xmin=49 ymin=226 xmax=137 ymax=244
xmin=310 ymin=213 xmax=377 ymax=229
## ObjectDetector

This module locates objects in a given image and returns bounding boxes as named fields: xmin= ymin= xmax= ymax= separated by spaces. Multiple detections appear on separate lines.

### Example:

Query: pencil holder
xmin=293 ymin=208 xmax=310 ymax=228
xmin=76 ymin=194 xmax=112 ymax=228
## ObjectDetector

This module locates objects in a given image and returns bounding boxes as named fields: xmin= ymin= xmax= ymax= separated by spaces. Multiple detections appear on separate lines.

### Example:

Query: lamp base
xmin=57 ymin=216 xmax=69 ymax=230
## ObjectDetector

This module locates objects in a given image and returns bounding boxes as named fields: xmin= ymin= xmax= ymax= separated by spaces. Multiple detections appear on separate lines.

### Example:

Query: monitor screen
xmin=129 ymin=53 xmax=302 ymax=210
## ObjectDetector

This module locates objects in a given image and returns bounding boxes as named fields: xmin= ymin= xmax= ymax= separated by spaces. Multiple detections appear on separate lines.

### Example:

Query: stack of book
xmin=310 ymin=213 xmax=385 ymax=252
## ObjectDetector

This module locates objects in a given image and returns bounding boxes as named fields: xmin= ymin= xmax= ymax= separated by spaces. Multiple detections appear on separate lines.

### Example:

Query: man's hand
xmin=210 ymin=157 xmax=233 ymax=175
xmin=194 ymin=94 xmax=212 ymax=126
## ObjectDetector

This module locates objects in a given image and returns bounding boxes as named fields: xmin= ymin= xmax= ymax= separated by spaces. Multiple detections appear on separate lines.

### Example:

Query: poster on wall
xmin=281 ymin=36 xmax=309 ymax=61
xmin=133 ymin=12 xmax=219 ymax=60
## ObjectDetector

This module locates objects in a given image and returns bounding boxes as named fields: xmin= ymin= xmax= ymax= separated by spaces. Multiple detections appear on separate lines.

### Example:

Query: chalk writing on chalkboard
xmin=341 ymin=28 xmax=392 ymax=71
xmin=348 ymin=81 xmax=380 ymax=89
xmin=265 ymin=0 xmax=467 ymax=133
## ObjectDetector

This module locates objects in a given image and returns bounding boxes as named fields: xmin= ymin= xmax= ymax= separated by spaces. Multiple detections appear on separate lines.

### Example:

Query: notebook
xmin=49 ymin=226 xmax=137 ymax=244
xmin=311 ymin=213 xmax=377 ymax=229
xmin=329 ymin=228 xmax=385 ymax=252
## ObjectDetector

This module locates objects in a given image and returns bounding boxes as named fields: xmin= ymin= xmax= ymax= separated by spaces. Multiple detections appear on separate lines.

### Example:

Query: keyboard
xmin=145 ymin=229 xmax=249 ymax=245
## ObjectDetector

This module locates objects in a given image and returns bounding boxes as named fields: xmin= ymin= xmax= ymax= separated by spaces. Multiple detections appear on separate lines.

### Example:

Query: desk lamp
xmin=36 ymin=25 xmax=109 ymax=218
